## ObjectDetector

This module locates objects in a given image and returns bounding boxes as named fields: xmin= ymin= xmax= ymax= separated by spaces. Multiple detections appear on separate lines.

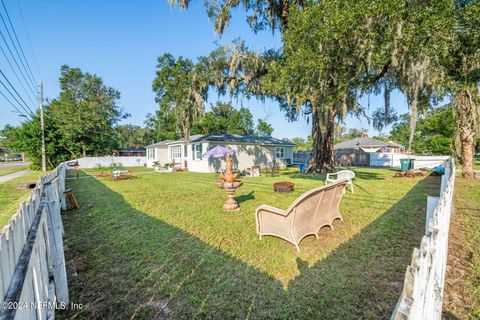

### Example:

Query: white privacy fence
xmin=370 ymin=153 xmax=450 ymax=169
xmin=74 ymin=156 xmax=147 ymax=168
xmin=0 ymin=164 xmax=68 ymax=320
xmin=391 ymin=157 xmax=455 ymax=319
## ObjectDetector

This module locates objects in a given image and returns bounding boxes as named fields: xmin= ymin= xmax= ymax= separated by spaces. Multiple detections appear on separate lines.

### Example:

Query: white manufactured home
xmin=145 ymin=134 xmax=295 ymax=173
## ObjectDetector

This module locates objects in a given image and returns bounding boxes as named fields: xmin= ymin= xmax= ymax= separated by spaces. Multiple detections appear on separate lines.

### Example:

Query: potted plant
xmin=153 ymin=161 xmax=163 ymax=172
xmin=164 ymin=162 xmax=173 ymax=172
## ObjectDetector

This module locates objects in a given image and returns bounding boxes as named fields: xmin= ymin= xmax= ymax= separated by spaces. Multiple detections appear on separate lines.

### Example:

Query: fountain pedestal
xmin=224 ymin=186 xmax=240 ymax=211
xmin=215 ymin=154 xmax=243 ymax=211
xmin=215 ymin=180 xmax=243 ymax=211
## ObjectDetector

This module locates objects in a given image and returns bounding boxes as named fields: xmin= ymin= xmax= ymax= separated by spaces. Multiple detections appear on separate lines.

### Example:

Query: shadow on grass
xmin=66 ymin=169 xmax=90 ymax=178
xmin=283 ymin=172 xmax=326 ymax=181
xmin=235 ymin=191 xmax=255 ymax=204
xmin=354 ymin=170 xmax=385 ymax=180
xmin=59 ymin=175 xmax=438 ymax=319
xmin=283 ymin=169 xmax=383 ymax=183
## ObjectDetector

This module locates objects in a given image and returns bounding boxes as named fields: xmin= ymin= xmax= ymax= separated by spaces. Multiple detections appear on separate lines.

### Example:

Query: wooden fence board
xmin=391 ymin=158 xmax=455 ymax=320
xmin=45 ymin=200 xmax=68 ymax=304
xmin=0 ymin=163 xmax=68 ymax=320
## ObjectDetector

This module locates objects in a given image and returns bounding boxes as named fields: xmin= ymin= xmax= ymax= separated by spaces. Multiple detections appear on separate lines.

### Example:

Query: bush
xmin=110 ymin=162 xmax=123 ymax=170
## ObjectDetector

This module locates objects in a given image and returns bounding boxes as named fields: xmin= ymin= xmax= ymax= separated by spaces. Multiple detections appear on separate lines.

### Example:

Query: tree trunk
xmin=408 ymin=104 xmax=417 ymax=152
xmin=308 ymin=106 xmax=335 ymax=173
xmin=82 ymin=144 xmax=87 ymax=157
xmin=454 ymin=89 xmax=478 ymax=179
xmin=407 ymin=87 xmax=419 ymax=152
xmin=65 ymin=147 xmax=76 ymax=157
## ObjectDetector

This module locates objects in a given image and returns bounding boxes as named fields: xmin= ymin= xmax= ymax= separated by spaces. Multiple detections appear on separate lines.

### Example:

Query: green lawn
xmin=461 ymin=178 xmax=480 ymax=318
xmin=60 ymin=168 xmax=439 ymax=319
xmin=0 ymin=165 xmax=29 ymax=176
xmin=475 ymin=157 xmax=480 ymax=170
xmin=0 ymin=171 xmax=46 ymax=228
xmin=65 ymin=166 xmax=154 ymax=179
xmin=444 ymin=176 xmax=480 ymax=319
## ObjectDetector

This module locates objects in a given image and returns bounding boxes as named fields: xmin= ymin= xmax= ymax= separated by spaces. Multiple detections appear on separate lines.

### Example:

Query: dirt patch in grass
xmin=443 ymin=177 xmax=480 ymax=319
xmin=65 ymin=166 xmax=154 ymax=179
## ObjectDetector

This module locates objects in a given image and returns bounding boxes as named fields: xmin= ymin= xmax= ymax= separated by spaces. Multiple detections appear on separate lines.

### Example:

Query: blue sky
xmin=0 ymin=0 xmax=409 ymax=140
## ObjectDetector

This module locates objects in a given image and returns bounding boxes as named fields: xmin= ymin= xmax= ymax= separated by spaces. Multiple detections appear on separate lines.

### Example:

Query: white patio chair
xmin=325 ymin=170 xmax=355 ymax=193
xmin=251 ymin=166 xmax=260 ymax=177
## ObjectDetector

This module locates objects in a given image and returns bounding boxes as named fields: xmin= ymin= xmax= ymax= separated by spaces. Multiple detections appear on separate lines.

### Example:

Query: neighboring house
xmin=293 ymin=150 xmax=313 ymax=166
xmin=334 ymin=134 xmax=404 ymax=166
xmin=113 ymin=147 xmax=146 ymax=157
xmin=145 ymin=134 xmax=295 ymax=173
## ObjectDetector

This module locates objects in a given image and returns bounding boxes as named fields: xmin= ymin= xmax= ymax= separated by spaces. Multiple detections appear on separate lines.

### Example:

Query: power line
xmin=0 ymin=29 xmax=37 ymax=97
xmin=0 ymin=68 xmax=34 ymax=113
xmin=0 ymin=6 xmax=37 ymax=90
xmin=0 ymin=69 xmax=34 ymax=117
xmin=1 ymin=0 xmax=38 ymax=84
xmin=15 ymin=0 xmax=41 ymax=79
xmin=0 ymin=7 xmax=36 ymax=91
xmin=0 ymin=87 xmax=30 ymax=118
xmin=39 ymin=81 xmax=45 ymax=171
xmin=0 ymin=43 xmax=36 ymax=105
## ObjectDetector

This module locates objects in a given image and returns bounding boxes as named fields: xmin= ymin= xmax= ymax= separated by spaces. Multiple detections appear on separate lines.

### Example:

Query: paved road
xmin=0 ymin=169 xmax=30 ymax=183
xmin=0 ymin=161 xmax=30 ymax=172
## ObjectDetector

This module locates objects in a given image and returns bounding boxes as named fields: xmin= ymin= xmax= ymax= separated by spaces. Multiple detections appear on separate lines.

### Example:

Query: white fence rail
xmin=391 ymin=157 xmax=455 ymax=319
xmin=73 ymin=156 xmax=147 ymax=168
xmin=370 ymin=153 xmax=449 ymax=169
xmin=0 ymin=164 xmax=68 ymax=320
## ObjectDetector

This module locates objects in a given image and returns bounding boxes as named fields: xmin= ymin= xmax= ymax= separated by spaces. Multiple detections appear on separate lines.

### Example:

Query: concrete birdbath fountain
xmin=203 ymin=146 xmax=243 ymax=211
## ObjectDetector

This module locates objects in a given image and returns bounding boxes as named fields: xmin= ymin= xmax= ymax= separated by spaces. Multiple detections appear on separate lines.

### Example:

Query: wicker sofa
xmin=255 ymin=179 xmax=348 ymax=251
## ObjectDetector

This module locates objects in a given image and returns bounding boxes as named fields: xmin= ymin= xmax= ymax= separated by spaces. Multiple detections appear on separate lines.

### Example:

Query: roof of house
xmin=146 ymin=134 xmax=294 ymax=148
xmin=193 ymin=134 xmax=295 ymax=146
xmin=145 ymin=140 xmax=175 ymax=148
xmin=116 ymin=147 xmax=146 ymax=152
xmin=334 ymin=137 xmax=403 ymax=150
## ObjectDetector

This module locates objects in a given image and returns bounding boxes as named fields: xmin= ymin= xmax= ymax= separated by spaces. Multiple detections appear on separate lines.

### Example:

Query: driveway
xmin=0 ymin=169 xmax=30 ymax=183
xmin=0 ymin=161 xmax=30 ymax=172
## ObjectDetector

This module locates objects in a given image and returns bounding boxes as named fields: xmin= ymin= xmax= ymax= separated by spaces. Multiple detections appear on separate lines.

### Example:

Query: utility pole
xmin=40 ymin=81 xmax=46 ymax=171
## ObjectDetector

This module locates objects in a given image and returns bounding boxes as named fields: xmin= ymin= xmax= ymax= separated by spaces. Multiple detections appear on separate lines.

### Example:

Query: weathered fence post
xmin=57 ymin=164 xmax=67 ymax=211
xmin=45 ymin=198 xmax=69 ymax=304
xmin=426 ymin=196 xmax=439 ymax=236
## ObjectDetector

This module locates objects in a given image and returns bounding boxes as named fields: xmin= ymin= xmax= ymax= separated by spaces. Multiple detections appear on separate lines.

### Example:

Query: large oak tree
xmin=49 ymin=65 xmax=128 ymax=157
xmin=152 ymin=54 xmax=208 ymax=143
xmin=446 ymin=0 xmax=480 ymax=178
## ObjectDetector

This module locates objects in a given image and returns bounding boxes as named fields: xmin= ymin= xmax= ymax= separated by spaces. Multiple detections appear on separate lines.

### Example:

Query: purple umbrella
xmin=202 ymin=146 xmax=235 ymax=158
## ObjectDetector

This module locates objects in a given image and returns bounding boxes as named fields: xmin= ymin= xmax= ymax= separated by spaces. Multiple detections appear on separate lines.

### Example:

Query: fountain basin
xmin=215 ymin=181 xmax=243 ymax=189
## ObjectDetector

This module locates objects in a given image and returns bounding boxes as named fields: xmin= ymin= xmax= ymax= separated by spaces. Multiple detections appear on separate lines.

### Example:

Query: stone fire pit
xmin=273 ymin=181 xmax=295 ymax=193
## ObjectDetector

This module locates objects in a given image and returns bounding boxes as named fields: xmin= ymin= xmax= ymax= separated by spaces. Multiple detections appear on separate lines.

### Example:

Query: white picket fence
xmin=391 ymin=157 xmax=455 ymax=319
xmin=73 ymin=156 xmax=147 ymax=168
xmin=370 ymin=153 xmax=450 ymax=169
xmin=0 ymin=163 xmax=68 ymax=320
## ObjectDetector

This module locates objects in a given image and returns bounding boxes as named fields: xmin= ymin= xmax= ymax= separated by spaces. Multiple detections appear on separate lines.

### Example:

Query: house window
xmin=192 ymin=144 xmax=202 ymax=160
xmin=171 ymin=146 xmax=182 ymax=159
xmin=275 ymin=147 xmax=284 ymax=159
xmin=147 ymin=148 xmax=154 ymax=159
